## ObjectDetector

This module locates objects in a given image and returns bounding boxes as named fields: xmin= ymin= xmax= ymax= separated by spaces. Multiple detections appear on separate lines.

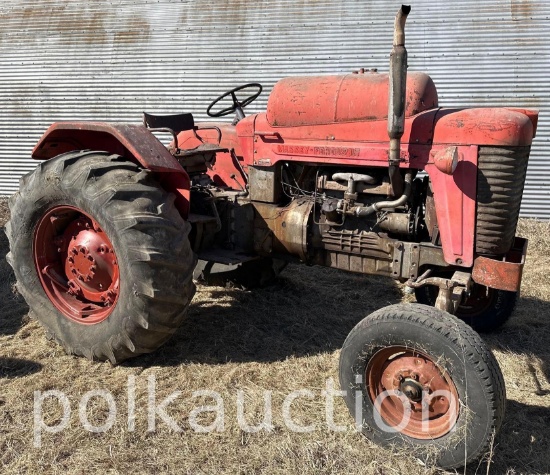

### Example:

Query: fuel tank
xmin=265 ymin=71 xmax=438 ymax=127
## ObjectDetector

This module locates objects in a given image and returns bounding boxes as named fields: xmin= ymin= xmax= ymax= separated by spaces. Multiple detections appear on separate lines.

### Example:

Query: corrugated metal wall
xmin=0 ymin=0 xmax=548 ymax=217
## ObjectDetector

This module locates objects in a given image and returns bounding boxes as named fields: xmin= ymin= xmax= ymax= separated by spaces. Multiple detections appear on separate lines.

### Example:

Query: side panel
xmin=425 ymin=146 xmax=478 ymax=267
xmin=245 ymin=108 xmax=535 ymax=168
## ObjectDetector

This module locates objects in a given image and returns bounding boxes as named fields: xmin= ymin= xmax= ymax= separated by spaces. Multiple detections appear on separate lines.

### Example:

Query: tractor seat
xmin=143 ymin=112 xmax=195 ymax=133
xmin=143 ymin=112 xmax=227 ymax=154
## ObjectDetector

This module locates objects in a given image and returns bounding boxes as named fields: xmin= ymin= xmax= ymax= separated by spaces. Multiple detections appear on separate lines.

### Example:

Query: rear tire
xmin=6 ymin=151 xmax=196 ymax=363
xmin=339 ymin=303 xmax=505 ymax=469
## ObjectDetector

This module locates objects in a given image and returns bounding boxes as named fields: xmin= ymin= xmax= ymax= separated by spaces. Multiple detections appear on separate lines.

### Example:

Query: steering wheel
xmin=206 ymin=83 xmax=262 ymax=119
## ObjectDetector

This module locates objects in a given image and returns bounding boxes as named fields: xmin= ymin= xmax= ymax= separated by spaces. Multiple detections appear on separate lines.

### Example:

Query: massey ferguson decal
xmin=275 ymin=144 xmax=361 ymax=158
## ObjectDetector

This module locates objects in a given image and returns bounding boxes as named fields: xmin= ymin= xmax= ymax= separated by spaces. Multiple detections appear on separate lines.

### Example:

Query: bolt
xmin=78 ymin=276 xmax=84 ymax=281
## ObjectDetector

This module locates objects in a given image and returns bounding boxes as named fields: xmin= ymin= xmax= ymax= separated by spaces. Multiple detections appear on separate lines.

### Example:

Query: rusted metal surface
xmin=387 ymin=5 xmax=411 ymax=196
xmin=248 ymin=166 xmax=282 ymax=203
xmin=317 ymin=175 xmax=392 ymax=196
xmin=472 ymin=237 xmax=528 ymax=292
xmin=253 ymin=199 xmax=313 ymax=260
xmin=375 ymin=212 xmax=412 ymax=235
xmin=33 ymin=122 xmax=185 ymax=173
xmin=391 ymin=241 xmax=448 ymax=280
xmin=366 ymin=346 xmax=459 ymax=439
xmin=406 ymin=271 xmax=471 ymax=314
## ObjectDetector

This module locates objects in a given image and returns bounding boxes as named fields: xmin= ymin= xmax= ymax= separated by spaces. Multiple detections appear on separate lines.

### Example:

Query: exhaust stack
xmin=388 ymin=5 xmax=411 ymax=196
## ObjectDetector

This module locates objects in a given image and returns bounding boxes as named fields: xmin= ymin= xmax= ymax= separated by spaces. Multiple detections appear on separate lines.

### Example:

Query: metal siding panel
xmin=0 ymin=0 xmax=548 ymax=218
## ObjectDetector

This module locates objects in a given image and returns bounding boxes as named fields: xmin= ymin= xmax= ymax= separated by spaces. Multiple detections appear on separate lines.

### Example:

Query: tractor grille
xmin=475 ymin=146 xmax=530 ymax=255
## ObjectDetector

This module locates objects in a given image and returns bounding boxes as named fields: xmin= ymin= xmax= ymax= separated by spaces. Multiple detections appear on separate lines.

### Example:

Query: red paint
xmin=33 ymin=122 xmax=184 ymax=172
xmin=31 ymin=73 xmax=539 ymax=268
xmin=33 ymin=205 xmax=120 ymax=324
xmin=32 ymin=122 xmax=191 ymax=218
xmin=176 ymin=121 xmax=248 ymax=188
xmin=266 ymin=72 xmax=438 ymax=127
xmin=229 ymin=82 xmax=536 ymax=266
xmin=425 ymin=146 xmax=478 ymax=267
xmin=158 ymin=172 xmax=191 ymax=217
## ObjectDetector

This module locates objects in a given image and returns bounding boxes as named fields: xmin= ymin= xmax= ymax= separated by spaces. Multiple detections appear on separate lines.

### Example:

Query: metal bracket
xmin=407 ymin=270 xmax=472 ymax=314
xmin=392 ymin=241 xmax=420 ymax=280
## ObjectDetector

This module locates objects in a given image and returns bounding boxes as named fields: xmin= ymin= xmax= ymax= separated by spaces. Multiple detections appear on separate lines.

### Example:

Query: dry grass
xmin=1 ymin=196 xmax=549 ymax=474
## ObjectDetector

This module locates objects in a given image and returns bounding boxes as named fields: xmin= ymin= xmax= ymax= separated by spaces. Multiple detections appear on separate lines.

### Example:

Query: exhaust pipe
xmin=387 ymin=5 xmax=411 ymax=196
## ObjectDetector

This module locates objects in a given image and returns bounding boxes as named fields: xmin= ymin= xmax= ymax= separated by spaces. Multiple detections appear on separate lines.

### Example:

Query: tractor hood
xmin=266 ymin=71 xmax=438 ymax=127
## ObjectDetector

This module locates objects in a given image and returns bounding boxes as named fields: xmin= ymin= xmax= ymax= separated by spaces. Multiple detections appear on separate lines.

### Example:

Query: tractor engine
xmin=247 ymin=163 xmax=422 ymax=275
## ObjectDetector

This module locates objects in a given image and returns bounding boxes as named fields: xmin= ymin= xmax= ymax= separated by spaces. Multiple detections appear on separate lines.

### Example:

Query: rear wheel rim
xmin=456 ymin=284 xmax=495 ymax=317
xmin=366 ymin=346 xmax=459 ymax=439
xmin=33 ymin=205 xmax=120 ymax=324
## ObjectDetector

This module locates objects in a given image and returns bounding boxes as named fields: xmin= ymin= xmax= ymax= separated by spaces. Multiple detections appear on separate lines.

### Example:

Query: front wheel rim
xmin=365 ymin=346 xmax=460 ymax=439
xmin=33 ymin=205 xmax=120 ymax=324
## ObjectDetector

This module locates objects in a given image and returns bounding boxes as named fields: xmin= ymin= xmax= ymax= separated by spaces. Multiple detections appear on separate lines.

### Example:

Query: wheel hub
xmin=64 ymin=226 xmax=118 ymax=305
xmin=366 ymin=346 xmax=459 ymax=439
xmin=34 ymin=205 xmax=120 ymax=324
xmin=400 ymin=378 xmax=423 ymax=402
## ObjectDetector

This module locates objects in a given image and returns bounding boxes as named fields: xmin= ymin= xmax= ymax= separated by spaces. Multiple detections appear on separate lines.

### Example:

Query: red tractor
xmin=6 ymin=5 xmax=536 ymax=469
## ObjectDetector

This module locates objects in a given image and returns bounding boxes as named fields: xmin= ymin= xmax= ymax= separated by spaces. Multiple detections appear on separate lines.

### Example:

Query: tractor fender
xmin=32 ymin=122 xmax=190 ymax=216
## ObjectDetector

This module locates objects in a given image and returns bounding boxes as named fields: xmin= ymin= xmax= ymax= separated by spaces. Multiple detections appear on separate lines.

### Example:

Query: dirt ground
xmin=1 ymin=196 xmax=549 ymax=474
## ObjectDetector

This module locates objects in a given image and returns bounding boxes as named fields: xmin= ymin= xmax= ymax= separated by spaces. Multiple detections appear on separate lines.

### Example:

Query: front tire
xmin=414 ymin=282 xmax=517 ymax=332
xmin=6 ymin=151 xmax=196 ymax=363
xmin=339 ymin=303 xmax=505 ymax=469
